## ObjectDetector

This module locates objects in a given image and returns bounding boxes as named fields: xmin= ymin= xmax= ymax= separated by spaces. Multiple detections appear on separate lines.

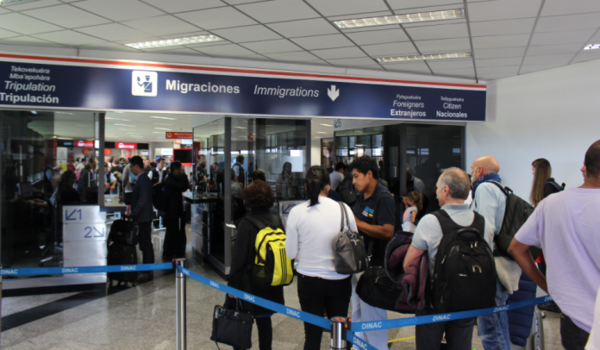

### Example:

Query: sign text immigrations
xmin=0 ymin=54 xmax=486 ymax=121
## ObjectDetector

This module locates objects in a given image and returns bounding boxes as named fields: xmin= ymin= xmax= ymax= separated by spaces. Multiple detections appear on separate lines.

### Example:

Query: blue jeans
xmin=477 ymin=279 xmax=511 ymax=350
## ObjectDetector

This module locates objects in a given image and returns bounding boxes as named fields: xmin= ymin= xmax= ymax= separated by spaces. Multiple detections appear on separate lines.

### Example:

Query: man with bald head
xmin=470 ymin=156 xmax=518 ymax=350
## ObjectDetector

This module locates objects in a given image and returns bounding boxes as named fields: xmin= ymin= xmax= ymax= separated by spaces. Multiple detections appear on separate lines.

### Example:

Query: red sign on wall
xmin=74 ymin=140 xmax=94 ymax=148
xmin=166 ymin=132 xmax=193 ymax=139
xmin=116 ymin=142 xmax=137 ymax=149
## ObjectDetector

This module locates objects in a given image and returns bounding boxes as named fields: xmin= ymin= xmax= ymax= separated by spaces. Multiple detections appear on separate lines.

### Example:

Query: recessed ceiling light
xmin=150 ymin=116 xmax=177 ymax=120
xmin=125 ymin=35 xmax=223 ymax=49
xmin=334 ymin=9 xmax=464 ymax=29
xmin=153 ymin=122 xmax=171 ymax=125
xmin=115 ymin=124 xmax=135 ymax=127
xmin=584 ymin=44 xmax=600 ymax=50
xmin=106 ymin=117 xmax=130 ymax=121
xmin=376 ymin=52 xmax=471 ymax=63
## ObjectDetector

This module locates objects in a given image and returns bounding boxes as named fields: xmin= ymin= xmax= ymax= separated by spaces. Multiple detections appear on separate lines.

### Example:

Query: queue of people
xmin=224 ymin=139 xmax=600 ymax=350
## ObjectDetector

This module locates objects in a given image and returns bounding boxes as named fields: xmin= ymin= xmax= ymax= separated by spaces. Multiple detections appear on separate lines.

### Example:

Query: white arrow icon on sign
xmin=327 ymin=85 xmax=340 ymax=101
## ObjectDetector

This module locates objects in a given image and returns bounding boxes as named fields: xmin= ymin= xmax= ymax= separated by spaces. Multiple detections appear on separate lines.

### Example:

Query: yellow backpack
xmin=245 ymin=216 xmax=293 ymax=289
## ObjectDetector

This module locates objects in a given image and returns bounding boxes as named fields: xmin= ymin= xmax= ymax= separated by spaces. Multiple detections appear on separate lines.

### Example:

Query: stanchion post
xmin=175 ymin=259 xmax=187 ymax=350
xmin=330 ymin=316 xmax=346 ymax=350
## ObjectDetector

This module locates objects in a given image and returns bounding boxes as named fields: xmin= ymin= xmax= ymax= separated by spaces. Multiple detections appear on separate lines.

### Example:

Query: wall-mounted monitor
xmin=173 ymin=148 xmax=193 ymax=167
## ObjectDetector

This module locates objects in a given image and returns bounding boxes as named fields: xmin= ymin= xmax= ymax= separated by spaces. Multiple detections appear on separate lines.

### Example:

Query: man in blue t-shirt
xmin=350 ymin=156 xmax=396 ymax=349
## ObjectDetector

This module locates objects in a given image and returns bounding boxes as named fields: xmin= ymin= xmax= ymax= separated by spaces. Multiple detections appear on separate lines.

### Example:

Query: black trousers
xmin=561 ymin=314 xmax=590 ymax=350
xmin=137 ymin=221 xmax=154 ymax=264
xmin=415 ymin=307 xmax=475 ymax=350
xmin=164 ymin=217 xmax=186 ymax=257
xmin=297 ymin=274 xmax=352 ymax=350
xmin=233 ymin=317 xmax=272 ymax=350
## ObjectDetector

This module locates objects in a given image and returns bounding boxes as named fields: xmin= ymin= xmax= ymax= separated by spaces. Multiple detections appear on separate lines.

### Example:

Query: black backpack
xmin=152 ymin=182 xmax=167 ymax=211
xmin=337 ymin=175 xmax=357 ymax=206
xmin=487 ymin=182 xmax=535 ymax=257
xmin=431 ymin=210 xmax=496 ymax=313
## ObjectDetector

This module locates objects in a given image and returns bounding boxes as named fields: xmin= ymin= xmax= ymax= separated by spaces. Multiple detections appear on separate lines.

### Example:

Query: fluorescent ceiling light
xmin=584 ymin=44 xmax=600 ymax=50
xmin=334 ymin=9 xmax=464 ymax=29
xmin=115 ymin=124 xmax=135 ymax=127
xmin=150 ymin=116 xmax=177 ymax=120
xmin=155 ymin=127 xmax=171 ymax=130
xmin=125 ymin=35 xmax=222 ymax=49
xmin=152 ymin=132 xmax=164 ymax=134
xmin=320 ymin=123 xmax=332 ymax=127
xmin=317 ymin=132 xmax=328 ymax=134
xmin=376 ymin=52 xmax=471 ymax=63
xmin=106 ymin=117 xmax=130 ymax=121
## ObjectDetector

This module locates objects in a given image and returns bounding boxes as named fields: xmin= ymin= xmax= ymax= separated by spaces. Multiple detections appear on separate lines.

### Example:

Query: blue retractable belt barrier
xmin=346 ymin=330 xmax=379 ymax=350
xmin=178 ymin=266 xmax=331 ymax=330
xmin=0 ymin=262 xmax=173 ymax=276
xmin=351 ymin=295 xmax=554 ymax=332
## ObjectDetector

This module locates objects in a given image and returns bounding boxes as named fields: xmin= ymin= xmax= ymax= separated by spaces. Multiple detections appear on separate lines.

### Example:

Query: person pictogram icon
xmin=137 ymin=75 xmax=153 ymax=93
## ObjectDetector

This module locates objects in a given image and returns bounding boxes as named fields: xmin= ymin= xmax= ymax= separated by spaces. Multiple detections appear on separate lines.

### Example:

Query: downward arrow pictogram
xmin=327 ymin=85 xmax=340 ymax=101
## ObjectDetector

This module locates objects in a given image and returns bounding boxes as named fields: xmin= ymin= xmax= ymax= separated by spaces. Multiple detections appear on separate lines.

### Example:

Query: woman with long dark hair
xmin=530 ymin=158 xmax=563 ymax=207
xmin=285 ymin=166 xmax=357 ymax=349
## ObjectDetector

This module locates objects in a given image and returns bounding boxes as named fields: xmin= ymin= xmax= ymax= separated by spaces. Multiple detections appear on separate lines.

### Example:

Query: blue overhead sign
xmin=0 ymin=54 xmax=486 ymax=121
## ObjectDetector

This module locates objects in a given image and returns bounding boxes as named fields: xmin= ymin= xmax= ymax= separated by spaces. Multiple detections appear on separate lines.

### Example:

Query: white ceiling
xmin=1 ymin=0 xmax=600 ymax=81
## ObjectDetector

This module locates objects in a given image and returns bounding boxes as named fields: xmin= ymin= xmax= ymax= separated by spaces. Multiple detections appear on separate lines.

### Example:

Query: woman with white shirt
xmin=285 ymin=166 xmax=357 ymax=350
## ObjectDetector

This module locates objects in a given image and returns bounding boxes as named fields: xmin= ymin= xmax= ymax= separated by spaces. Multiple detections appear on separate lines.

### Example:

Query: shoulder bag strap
xmin=338 ymin=202 xmax=351 ymax=232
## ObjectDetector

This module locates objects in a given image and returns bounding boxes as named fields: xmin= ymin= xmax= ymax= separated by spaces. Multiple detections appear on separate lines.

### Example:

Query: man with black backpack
xmin=162 ymin=162 xmax=189 ymax=260
xmin=404 ymin=167 xmax=496 ymax=349
xmin=470 ymin=155 xmax=522 ymax=350
xmin=349 ymin=156 xmax=396 ymax=349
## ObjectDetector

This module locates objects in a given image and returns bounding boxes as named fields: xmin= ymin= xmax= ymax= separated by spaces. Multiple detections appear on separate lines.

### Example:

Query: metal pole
xmin=1 ymin=266 xmax=3 ymax=345
xmin=175 ymin=259 xmax=187 ymax=350
xmin=330 ymin=316 xmax=346 ymax=350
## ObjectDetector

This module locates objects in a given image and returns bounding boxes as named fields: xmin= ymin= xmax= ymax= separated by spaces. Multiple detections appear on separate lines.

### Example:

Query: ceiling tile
xmin=240 ymin=39 xmax=302 ymax=54
xmin=266 ymin=18 xmax=339 ymax=38
xmin=522 ymin=54 xmax=572 ymax=66
xmin=472 ymin=34 xmax=530 ymax=49
xmin=470 ymin=18 xmax=535 ymax=37
xmin=427 ymin=58 xmax=473 ymax=70
xmin=361 ymin=42 xmax=418 ymax=56
xmin=0 ymin=7 xmax=10 ymax=14
xmin=474 ymin=47 xmax=526 ymax=59
xmin=76 ymin=23 xmax=159 ymax=41
xmin=467 ymin=0 xmax=542 ymax=22
xmin=383 ymin=61 xmax=431 ymax=73
xmin=327 ymin=57 xmax=378 ymax=67
xmin=122 ymin=15 xmax=200 ymax=36
xmin=235 ymin=1 xmax=319 ymax=23
xmin=311 ymin=46 xmax=366 ymax=60
xmin=0 ymin=13 xmax=63 ymax=35
xmin=386 ymin=0 xmax=462 ymax=11
xmin=520 ymin=63 xmax=564 ymax=74
xmin=223 ymin=0 xmax=269 ymax=4
xmin=414 ymin=37 xmax=471 ymax=53
xmin=33 ymin=30 xmax=106 ymax=46
xmin=141 ymin=0 xmax=226 ymax=13
xmin=151 ymin=47 xmax=203 ymax=55
xmin=72 ymin=0 xmax=164 ymax=22
xmin=529 ymin=30 xmax=592 ymax=46
xmin=305 ymin=0 xmax=389 ymax=17
xmin=3 ymin=0 xmax=61 ymax=11
xmin=80 ymin=42 xmax=141 ymax=51
xmin=346 ymin=28 xmax=410 ymax=45
xmin=0 ymin=36 xmax=57 ymax=45
xmin=175 ymin=7 xmax=257 ymax=30
xmin=291 ymin=34 xmax=354 ymax=50
xmin=0 ymin=28 xmax=20 ymax=39
xmin=264 ymin=51 xmax=323 ymax=63
xmin=541 ymin=0 xmax=600 ymax=16
xmin=536 ymin=13 xmax=600 ymax=33
xmin=571 ymin=50 xmax=600 ymax=64
xmin=476 ymin=66 xmax=520 ymax=76
xmin=526 ymin=44 xmax=583 ymax=56
xmin=212 ymin=25 xmax=282 ymax=43
xmin=23 ymin=4 xmax=111 ymax=28
xmin=476 ymin=57 xmax=522 ymax=68
xmin=432 ymin=67 xmax=475 ymax=78
xmin=326 ymin=11 xmax=393 ymax=22
xmin=195 ymin=44 xmax=257 ymax=57
xmin=406 ymin=23 xmax=468 ymax=41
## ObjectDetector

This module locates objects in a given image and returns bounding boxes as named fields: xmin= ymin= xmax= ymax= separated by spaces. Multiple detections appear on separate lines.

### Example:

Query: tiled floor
xmin=1 ymin=228 xmax=564 ymax=350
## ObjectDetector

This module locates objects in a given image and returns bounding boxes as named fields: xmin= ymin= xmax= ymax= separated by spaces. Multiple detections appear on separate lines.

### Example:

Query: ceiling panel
xmin=571 ymin=50 xmax=600 ymax=64
xmin=326 ymin=11 xmax=393 ymax=23
xmin=212 ymin=25 xmax=281 ymax=43
xmin=529 ymin=30 xmax=593 ymax=46
xmin=467 ymin=0 xmax=542 ymax=22
xmin=361 ymin=42 xmax=418 ymax=56
xmin=346 ymin=28 xmax=410 ymax=45
xmin=0 ymin=36 xmax=57 ymax=45
xmin=406 ymin=23 xmax=468 ymax=41
xmin=0 ymin=12 xmax=63 ymax=35
xmin=305 ymin=0 xmax=389 ymax=17
xmin=76 ymin=23 xmax=159 ymax=42
xmin=33 ymin=30 xmax=106 ymax=46
xmin=311 ymin=46 xmax=367 ymax=60
xmin=2 ymin=0 xmax=61 ymax=11
xmin=240 ymin=39 xmax=303 ymax=54
xmin=266 ymin=18 xmax=339 ymax=38
xmin=535 ymin=13 xmax=600 ymax=33
xmin=472 ymin=34 xmax=530 ymax=49
xmin=526 ymin=44 xmax=585 ymax=57
xmin=290 ymin=34 xmax=354 ymax=50
xmin=23 ymin=4 xmax=112 ymax=28
xmin=414 ymin=37 xmax=471 ymax=53
xmin=265 ymin=51 xmax=324 ymax=63
xmin=386 ymin=0 xmax=462 ymax=11
xmin=473 ymin=47 xmax=526 ymax=59
xmin=477 ymin=66 xmax=519 ymax=80
xmin=476 ymin=57 xmax=523 ymax=68
xmin=519 ymin=63 xmax=564 ymax=74
xmin=522 ymin=54 xmax=573 ymax=66
xmin=72 ymin=0 xmax=164 ymax=22
xmin=541 ymin=0 xmax=600 ymax=17
xmin=122 ymin=15 xmax=201 ymax=36
xmin=427 ymin=58 xmax=473 ymax=70
xmin=175 ymin=7 xmax=257 ymax=30
xmin=195 ymin=44 xmax=257 ymax=57
xmin=0 ymin=28 xmax=20 ymax=39
xmin=80 ymin=42 xmax=141 ymax=51
xmin=431 ymin=67 xmax=475 ymax=78
xmin=235 ymin=1 xmax=319 ymax=23
xmin=326 ymin=57 xmax=379 ymax=67
xmin=470 ymin=18 xmax=535 ymax=37
xmin=141 ymin=0 xmax=226 ymax=13
xmin=384 ymin=61 xmax=431 ymax=73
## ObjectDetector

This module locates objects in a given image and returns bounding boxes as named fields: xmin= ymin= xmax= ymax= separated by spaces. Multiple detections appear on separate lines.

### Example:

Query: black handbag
xmin=356 ymin=266 xmax=404 ymax=312
xmin=211 ymin=298 xmax=254 ymax=349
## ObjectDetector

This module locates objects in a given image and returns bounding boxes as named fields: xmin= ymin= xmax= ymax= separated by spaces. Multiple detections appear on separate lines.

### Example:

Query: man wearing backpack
xmin=350 ymin=156 xmax=396 ymax=349
xmin=404 ymin=167 xmax=496 ymax=349
xmin=470 ymin=155 xmax=521 ymax=350
xmin=162 ymin=162 xmax=189 ymax=260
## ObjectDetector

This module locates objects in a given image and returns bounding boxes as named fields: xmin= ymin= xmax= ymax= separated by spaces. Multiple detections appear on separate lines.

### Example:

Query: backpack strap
xmin=431 ymin=209 xmax=486 ymax=240
xmin=485 ymin=180 xmax=509 ymax=196
xmin=244 ymin=214 xmax=281 ymax=232
xmin=544 ymin=180 xmax=564 ymax=191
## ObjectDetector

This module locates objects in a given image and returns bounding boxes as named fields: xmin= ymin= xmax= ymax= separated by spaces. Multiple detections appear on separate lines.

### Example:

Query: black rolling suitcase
xmin=107 ymin=219 xmax=139 ymax=284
